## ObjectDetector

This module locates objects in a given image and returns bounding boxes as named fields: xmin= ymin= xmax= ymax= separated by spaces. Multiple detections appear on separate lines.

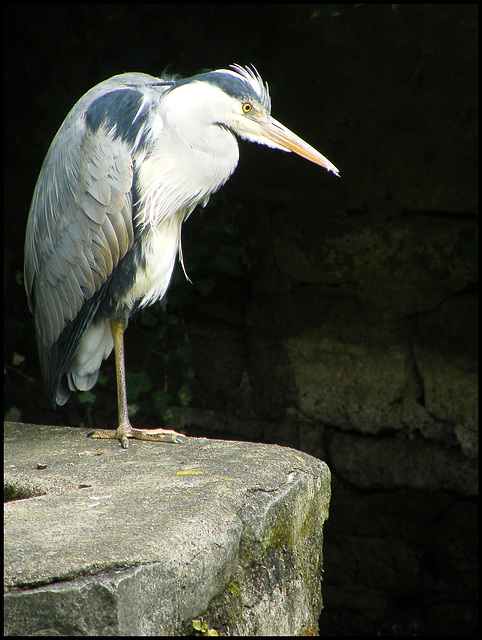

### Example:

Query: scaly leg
xmin=88 ymin=317 xmax=185 ymax=449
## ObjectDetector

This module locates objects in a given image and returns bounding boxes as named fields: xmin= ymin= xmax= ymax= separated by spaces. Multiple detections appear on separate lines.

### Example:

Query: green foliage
xmin=77 ymin=390 xmax=96 ymax=405
xmin=163 ymin=340 xmax=191 ymax=365
xmin=97 ymin=372 xmax=108 ymax=386
xmin=125 ymin=370 xmax=152 ymax=402
xmin=152 ymin=389 xmax=173 ymax=421
xmin=192 ymin=618 xmax=219 ymax=636
xmin=178 ymin=382 xmax=192 ymax=407
xmin=150 ymin=311 xmax=195 ymax=420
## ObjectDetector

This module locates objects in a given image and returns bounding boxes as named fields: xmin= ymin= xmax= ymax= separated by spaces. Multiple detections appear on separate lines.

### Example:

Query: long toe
xmin=88 ymin=426 xmax=185 ymax=448
xmin=88 ymin=428 xmax=131 ymax=449
xmin=126 ymin=426 xmax=186 ymax=444
xmin=88 ymin=429 xmax=119 ymax=440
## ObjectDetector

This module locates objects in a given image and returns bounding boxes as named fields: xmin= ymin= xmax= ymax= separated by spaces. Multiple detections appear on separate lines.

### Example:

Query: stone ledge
xmin=4 ymin=422 xmax=331 ymax=636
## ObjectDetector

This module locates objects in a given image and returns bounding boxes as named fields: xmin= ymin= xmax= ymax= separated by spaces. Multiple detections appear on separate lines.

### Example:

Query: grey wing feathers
xmin=24 ymin=73 xmax=162 ymax=352
xmin=25 ymin=125 xmax=134 ymax=351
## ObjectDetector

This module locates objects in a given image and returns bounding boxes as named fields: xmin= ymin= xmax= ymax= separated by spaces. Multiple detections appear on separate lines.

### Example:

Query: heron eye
xmin=242 ymin=103 xmax=253 ymax=114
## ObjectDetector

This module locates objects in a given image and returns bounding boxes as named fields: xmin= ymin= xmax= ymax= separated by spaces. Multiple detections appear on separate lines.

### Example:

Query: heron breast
xmin=126 ymin=217 xmax=183 ymax=309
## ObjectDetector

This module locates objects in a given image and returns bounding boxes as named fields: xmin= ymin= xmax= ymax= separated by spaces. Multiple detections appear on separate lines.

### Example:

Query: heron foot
xmin=88 ymin=425 xmax=186 ymax=449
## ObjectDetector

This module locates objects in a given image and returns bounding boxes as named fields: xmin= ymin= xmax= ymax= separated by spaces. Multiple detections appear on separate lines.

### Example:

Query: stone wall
xmin=175 ymin=279 xmax=476 ymax=634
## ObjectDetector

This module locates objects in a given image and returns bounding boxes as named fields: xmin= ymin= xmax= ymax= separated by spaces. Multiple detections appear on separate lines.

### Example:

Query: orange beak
xmin=255 ymin=116 xmax=340 ymax=176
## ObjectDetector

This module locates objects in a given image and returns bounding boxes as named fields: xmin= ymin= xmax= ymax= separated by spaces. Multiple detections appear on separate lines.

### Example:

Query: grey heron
xmin=24 ymin=65 xmax=339 ymax=448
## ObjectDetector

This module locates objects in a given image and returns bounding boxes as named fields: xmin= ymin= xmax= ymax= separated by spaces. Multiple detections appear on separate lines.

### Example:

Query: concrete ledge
xmin=4 ymin=422 xmax=331 ymax=635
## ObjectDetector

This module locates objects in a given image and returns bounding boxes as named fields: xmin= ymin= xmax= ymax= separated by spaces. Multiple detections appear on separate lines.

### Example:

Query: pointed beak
xmin=255 ymin=116 xmax=340 ymax=176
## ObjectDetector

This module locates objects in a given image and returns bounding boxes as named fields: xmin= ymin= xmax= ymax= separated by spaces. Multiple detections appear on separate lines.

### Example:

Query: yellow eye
xmin=242 ymin=103 xmax=253 ymax=114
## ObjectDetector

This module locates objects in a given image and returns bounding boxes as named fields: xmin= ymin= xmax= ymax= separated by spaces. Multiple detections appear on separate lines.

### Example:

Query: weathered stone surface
xmin=246 ymin=291 xmax=477 ymax=446
xmin=4 ymin=422 xmax=330 ymax=636
xmin=201 ymin=464 xmax=328 ymax=635
xmin=414 ymin=295 xmax=478 ymax=458
xmin=271 ymin=210 xmax=476 ymax=316
xmin=285 ymin=332 xmax=414 ymax=434
xmin=328 ymin=429 xmax=477 ymax=495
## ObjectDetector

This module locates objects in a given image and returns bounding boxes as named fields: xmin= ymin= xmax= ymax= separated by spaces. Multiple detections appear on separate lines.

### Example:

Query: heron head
xmin=163 ymin=65 xmax=339 ymax=176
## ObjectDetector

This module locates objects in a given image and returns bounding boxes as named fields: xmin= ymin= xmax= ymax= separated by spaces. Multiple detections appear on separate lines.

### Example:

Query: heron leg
xmin=88 ymin=317 xmax=185 ymax=448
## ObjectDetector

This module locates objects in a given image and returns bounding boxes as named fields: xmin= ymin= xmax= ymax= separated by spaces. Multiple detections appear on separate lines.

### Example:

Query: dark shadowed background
xmin=4 ymin=4 xmax=477 ymax=636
